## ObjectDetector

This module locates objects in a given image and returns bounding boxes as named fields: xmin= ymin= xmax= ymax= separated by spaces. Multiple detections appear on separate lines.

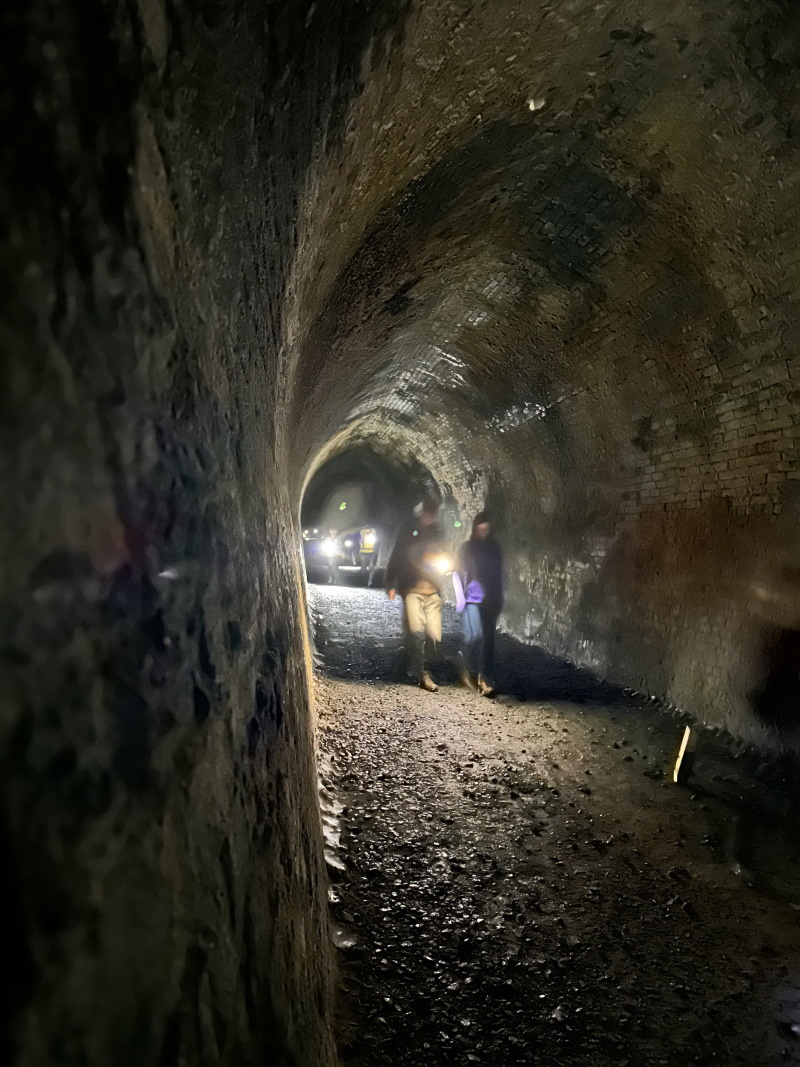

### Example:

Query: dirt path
xmin=311 ymin=584 xmax=800 ymax=1067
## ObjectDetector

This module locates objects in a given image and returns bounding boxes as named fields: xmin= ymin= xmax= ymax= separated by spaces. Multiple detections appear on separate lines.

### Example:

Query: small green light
xmin=453 ymin=520 xmax=462 ymax=528
xmin=339 ymin=501 xmax=347 ymax=510
xmin=412 ymin=530 xmax=418 ymax=536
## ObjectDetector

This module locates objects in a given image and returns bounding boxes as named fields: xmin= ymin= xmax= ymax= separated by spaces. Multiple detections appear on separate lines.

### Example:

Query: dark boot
xmin=457 ymin=652 xmax=478 ymax=691
xmin=407 ymin=631 xmax=426 ymax=682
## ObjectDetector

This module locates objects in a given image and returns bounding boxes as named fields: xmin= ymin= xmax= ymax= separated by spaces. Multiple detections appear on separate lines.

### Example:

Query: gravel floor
xmin=310 ymin=582 xmax=800 ymax=1067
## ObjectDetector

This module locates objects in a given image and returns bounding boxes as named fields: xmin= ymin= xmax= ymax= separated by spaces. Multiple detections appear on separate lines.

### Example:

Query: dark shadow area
xmin=684 ymin=738 xmax=800 ymax=901
xmin=494 ymin=632 xmax=639 ymax=707
xmin=751 ymin=623 xmax=800 ymax=735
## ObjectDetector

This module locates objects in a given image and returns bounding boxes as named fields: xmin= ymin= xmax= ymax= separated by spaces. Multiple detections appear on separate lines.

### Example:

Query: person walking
xmin=321 ymin=528 xmax=340 ymax=585
xmin=385 ymin=498 xmax=450 ymax=692
xmin=454 ymin=510 xmax=503 ymax=697
xmin=359 ymin=525 xmax=379 ymax=586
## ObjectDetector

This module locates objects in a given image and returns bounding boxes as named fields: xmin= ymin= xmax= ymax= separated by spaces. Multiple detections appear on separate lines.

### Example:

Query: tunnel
xmin=301 ymin=444 xmax=447 ymax=576
xmin=2 ymin=0 xmax=800 ymax=1063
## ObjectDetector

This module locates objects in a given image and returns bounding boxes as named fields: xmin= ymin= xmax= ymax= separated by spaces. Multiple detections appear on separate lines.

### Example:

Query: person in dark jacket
xmin=454 ymin=510 xmax=503 ymax=697
xmin=385 ymin=497 xmax=450 ymax=692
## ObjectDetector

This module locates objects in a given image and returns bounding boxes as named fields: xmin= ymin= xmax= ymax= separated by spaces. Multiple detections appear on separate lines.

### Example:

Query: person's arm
xmin=456 ymin=543 xmax=470 ymax=585
xmin=494 ymin=543 xmax=504 ymax=606
xmin=452 ymin=571 xmax=466 ymax=612
xmin=384 ymin=528 xmax=403 ymax=596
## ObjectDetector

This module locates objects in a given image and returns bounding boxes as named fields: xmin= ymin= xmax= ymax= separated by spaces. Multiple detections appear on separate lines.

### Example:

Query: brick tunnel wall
xmin=0 ymin=1 xmax=402 ymax=1063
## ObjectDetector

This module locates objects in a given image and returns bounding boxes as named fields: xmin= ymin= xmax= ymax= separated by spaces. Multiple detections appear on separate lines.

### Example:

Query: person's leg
xmin=403 ymin=593 xmax=426 ymax=681
xmin=461 ymin=603 xmax=482 ymax=678
xmin=424 ymin=593 xmax=442 ymax=645
xmin=478 ymin=605 xmax=499 ymax=695
xmin=457 ymin=603 xmax=481 ymax=690
xmin=419 ymin=593 xmax=442 ymax=689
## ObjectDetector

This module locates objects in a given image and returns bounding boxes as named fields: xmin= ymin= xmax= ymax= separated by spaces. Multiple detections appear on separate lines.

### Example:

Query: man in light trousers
xmin=385 ymin=497 xmax=449 ymax=692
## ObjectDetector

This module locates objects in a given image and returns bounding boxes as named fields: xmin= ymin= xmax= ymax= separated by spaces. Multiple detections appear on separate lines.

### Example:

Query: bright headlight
xmin=344 ymin=539 xmax=353 ymax=548
xmin=321 ymin=539 xmax=338 ymax=558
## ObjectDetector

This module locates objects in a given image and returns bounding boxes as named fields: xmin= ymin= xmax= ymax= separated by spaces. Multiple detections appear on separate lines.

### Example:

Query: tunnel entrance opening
xmin=299 ymin=440 xmax=455 ymax=589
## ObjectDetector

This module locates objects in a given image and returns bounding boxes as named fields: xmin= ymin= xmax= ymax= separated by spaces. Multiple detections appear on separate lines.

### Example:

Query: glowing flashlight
xmin=344 ymin=539 xmax=353 ymax=548
xmin=429 ymin=553 xmax=454 ymax=575
xmin=321 ymin=539 xmax=338 ymax=558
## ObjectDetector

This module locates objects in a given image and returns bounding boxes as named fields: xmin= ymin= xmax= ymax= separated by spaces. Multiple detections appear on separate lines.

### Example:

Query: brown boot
xmin=477 ymin=675 xmax=497 ymax=698
xmin=419 ymin=671 xmax=439 ymax=693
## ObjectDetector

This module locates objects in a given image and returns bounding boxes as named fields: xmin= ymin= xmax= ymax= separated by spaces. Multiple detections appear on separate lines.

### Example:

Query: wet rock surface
xmin=311 ymin=584 xmax=800 ymax=1067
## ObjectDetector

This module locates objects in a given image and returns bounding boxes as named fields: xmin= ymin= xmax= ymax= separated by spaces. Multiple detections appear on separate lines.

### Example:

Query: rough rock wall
xmin=0 ymin=0 xmax=401 ymax=1063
